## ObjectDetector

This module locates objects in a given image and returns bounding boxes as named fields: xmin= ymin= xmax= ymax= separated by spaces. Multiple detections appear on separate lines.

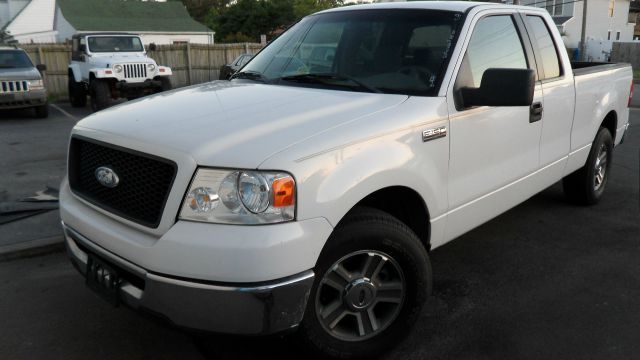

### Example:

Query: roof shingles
xmin=58 ymin=0 xmax=211 ymax=33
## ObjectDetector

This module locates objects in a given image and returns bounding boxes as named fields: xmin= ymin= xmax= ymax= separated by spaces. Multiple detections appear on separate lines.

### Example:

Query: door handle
xmin=530 ymin=102 xmax=543 ymax=123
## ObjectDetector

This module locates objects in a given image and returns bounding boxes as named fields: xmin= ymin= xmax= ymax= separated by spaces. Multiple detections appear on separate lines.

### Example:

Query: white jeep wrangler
xmin=68 ymin=33 xmax=172 ymax=111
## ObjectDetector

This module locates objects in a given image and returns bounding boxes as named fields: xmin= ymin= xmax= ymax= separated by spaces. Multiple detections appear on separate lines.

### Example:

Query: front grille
xmin=68 ymin=137 xmax=177 ymax=228
xmin=0 ymin=80 xmax=29 ymax=93
xmin=123 ymin=64 xmax=148 ymax=79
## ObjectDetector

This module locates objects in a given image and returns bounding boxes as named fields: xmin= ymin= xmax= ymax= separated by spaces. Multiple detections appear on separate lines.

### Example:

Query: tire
xmin=298 ymin=207 xmax=431 ymax=359
xmin=33 ymin=103 xmax=49 ymax=118
xmin=157 ymin=77 xmax=172 ymax=92
xmin=90 ymin=79 xmax=111 ymax=112
xmin=562 ymin=127 xmax=614 ymax=205
xmin=68 ymin=76 xmax=87 ymax=108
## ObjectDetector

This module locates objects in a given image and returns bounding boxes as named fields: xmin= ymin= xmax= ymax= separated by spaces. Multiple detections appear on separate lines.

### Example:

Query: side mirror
xmin=36 ymin=64 xmax=46 ymax=72
xmin=79 ymin=44 xmax=86 ymax=53
xmin=460 ymin=68 xmax=535 ymax=108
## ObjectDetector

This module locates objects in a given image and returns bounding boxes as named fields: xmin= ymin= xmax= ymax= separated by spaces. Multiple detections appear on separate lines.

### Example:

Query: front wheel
xmin=156 ymin=77 xmax=172 ymax=93
xmin=68 ymin=76 xmax=87 ymax=108
xmin=90 ymin=79 xmax=111 ymax=112
xmin=298 ymin=207 xmax=431 ymax=359
xmin=562 ymin=127 xmax=614 ymax=205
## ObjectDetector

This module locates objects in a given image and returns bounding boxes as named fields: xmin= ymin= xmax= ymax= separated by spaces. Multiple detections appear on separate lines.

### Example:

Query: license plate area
xmin=86 ymin=254 xmax=121 ymax=306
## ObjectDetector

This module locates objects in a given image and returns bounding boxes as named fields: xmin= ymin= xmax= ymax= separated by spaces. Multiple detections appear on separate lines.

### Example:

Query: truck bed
xmin=571 ymin=62 xmax=630 ymax=76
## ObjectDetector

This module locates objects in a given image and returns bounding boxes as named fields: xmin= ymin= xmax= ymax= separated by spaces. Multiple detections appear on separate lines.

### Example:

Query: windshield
xmin=241 ymin=9 xmax=463 ymax=96
xmin=88 ymin=36 xmax=144 ymax=53
xmin=0 ymin=50 xmax=34 ymax=68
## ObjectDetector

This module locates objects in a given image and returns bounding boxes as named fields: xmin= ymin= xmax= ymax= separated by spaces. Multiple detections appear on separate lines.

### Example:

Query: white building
xmin=1 ymin=0 xmax=214 ymax=45
xmin=0 ymin=0 xmax=57 ymax=43
xmin=521 ymin=0 xmax=635 ymax=61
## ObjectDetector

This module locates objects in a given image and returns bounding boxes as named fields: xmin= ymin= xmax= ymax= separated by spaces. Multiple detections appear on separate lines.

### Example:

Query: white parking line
xmin=50 ymin=104 xmax=78 ymax=121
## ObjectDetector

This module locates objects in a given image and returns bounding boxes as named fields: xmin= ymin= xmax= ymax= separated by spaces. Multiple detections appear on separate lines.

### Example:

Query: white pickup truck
xmin=60 ymin=2 xmax=632 ymax=358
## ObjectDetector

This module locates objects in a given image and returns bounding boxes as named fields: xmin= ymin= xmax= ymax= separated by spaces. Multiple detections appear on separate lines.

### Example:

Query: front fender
xmin=258 ymin=96 xmax=451 ymax=248
xmin=68 ymin=64 xmax=82 ymax=82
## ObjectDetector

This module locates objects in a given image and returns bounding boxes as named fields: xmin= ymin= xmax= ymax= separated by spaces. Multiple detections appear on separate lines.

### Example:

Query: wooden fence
xmin=21 ymin=43 xmax=264 ymax=98
xmin=611 ymin=42 xmax=640 ymax=69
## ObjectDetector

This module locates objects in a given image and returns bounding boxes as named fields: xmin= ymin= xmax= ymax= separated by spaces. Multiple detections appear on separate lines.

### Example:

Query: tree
xmin=204 ymin=0 xmax=343 ymax=43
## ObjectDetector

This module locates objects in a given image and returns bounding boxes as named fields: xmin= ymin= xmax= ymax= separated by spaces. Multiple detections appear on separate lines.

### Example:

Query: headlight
xmin=27 ymin=79 xmax=44 ymax=90
xmin=179 ymin=168 xmax=295 ymax=224
xmin=114 ymin=64 xmax=123 ymax=73
xmin=147 ymin=64 xmax=156 ymax=71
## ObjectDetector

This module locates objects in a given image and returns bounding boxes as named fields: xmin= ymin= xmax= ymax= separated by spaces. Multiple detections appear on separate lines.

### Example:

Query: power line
xmin=521 ymin=0 xmax=584 ymax=8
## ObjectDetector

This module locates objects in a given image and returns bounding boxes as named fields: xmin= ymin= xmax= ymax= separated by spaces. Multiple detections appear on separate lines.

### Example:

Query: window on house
xmin=554 ymin=1 xmax=563 ymax=16
xmin=608 ymin=31 xmax=612 ymax=40
xmin=609 ymin=0 xmax=615 ymax=17
xmin=616 ymin=31 xmax=621 ymax=40
xmin=540 ymin=0 xmax=563 ymax=16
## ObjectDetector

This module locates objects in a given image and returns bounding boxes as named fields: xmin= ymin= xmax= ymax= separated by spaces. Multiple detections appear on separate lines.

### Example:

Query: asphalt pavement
xmin=0 ymin=102 xmax=638 ymax=359
xmin=0 ymin=103 xmax=89 ymax=255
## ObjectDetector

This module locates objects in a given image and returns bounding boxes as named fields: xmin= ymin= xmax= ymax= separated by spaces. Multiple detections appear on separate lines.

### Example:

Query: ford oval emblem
xmin=95 ymin=166 xmax=120 ymax=188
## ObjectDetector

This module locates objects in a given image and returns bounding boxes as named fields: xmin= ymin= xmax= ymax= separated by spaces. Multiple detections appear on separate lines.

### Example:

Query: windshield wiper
xmin=229 ymin=70 xmax=268 ymax=83
xmin=279 ymin=73 xmax=382 ymax=94
xmin=0 ymin=65 xmax=16 ymax=68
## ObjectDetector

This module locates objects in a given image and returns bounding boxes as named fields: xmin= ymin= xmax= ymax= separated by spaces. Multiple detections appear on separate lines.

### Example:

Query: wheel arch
xmin=338 ymin=186 xmax=432 ymax=252
xmin=68 ymin=65 xmax=82 ymax=82
xmin=600 ymin=110 xmax=617 ymax=140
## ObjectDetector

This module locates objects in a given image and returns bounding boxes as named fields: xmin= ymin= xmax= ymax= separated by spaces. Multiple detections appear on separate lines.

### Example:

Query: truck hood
xmin=76 ymin=81 xmax=408 ymax=168
xmin=89 ymin=53 xmax=155 ymax=67
xmin=0 ymin=67 xmax=41 ymax=80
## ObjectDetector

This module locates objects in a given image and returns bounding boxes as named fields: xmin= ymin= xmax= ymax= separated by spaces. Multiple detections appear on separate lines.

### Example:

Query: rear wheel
xmin=68 ymin=76 xmax=87 ymax=108
xmin=298 ymin=207 xmax=431 ymax=359
xmin=90 ymin=79 xmax=111 ymax=112
xmin=562 ymin=127 xmax=614 ymax=205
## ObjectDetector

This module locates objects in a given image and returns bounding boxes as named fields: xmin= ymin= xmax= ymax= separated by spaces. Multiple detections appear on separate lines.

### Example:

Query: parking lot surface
xmin=0 ymin=105 xmax=638 ymax=359
xmin=0 ymin=104 xmax=91 ymax=253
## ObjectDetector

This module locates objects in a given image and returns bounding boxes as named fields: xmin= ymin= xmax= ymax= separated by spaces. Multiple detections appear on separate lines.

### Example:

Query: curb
xmin=0 ymin=235 xmax=65 ymax=262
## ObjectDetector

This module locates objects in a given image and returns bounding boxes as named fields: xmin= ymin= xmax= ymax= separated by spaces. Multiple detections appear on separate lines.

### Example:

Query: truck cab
xmin=67 ymin=33 xmax=173 ymax=111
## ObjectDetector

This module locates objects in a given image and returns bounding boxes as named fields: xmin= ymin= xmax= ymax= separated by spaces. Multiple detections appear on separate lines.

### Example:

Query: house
xmin=1 ymin=0 xmax=214 ymax=45
xmin=629 ymin=0 xmax=640 ymax=39
xmin=1 ymin=0 xmax=57 ymax=43
xmin=520 ymin=0 xmax=635 ymax=61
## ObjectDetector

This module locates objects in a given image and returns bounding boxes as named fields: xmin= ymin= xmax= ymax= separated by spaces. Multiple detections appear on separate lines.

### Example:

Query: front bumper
xmin=0 ymin=89 xmax=46 ymax=109
xmin=63 ymin=222 xmax=315 ymax=335
xmin=115 ymin=79 xmax=162 ymax=90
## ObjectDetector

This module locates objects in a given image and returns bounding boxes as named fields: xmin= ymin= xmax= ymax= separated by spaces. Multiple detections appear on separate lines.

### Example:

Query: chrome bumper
xmin=0 ymin=89 xmax=46 ymax=109
xmin=62 ymin=222 xmax=314 ymax=335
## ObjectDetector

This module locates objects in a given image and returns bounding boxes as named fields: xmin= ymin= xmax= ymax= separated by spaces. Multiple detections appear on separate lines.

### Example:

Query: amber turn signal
xmin=272 ymin=176 xmax=295 ymax=207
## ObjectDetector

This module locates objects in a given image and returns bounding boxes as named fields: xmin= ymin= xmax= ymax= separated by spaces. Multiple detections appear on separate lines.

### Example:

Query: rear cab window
xmin=525 ymin=15 xmax=562 ymax=80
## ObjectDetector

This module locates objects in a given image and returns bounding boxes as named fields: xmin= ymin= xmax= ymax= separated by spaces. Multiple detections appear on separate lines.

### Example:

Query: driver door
xmin=445 ymin=12 xmax=543 ymax=240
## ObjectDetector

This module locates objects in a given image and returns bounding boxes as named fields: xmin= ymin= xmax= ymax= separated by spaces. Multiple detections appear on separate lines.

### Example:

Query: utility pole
xmin=580 ymin=0 xmax=588 ymax=61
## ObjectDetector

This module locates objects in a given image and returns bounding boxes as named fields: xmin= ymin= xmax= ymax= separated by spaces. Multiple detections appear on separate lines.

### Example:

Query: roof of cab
xmin=319 ymin=1 xmax=492 ymax=14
